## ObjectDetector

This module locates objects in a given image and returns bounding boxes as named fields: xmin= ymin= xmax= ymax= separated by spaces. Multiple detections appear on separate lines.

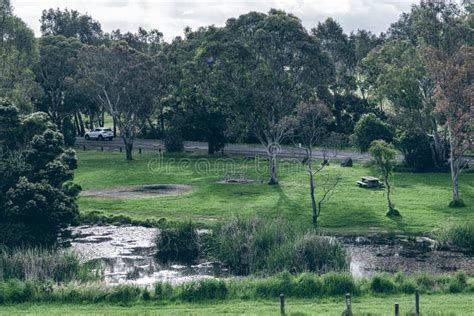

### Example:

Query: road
xmin=75 ymin=137 xmax=374 ymax=161
xmin=76 ymin=137 xmax=474 ymax=163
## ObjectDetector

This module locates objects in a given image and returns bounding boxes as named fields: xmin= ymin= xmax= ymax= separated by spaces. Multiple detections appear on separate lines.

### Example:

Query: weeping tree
xmin=77 ymin=42 xmax=161 ymax=160
xmin=289 ymin=100 xmax=341 ymax=227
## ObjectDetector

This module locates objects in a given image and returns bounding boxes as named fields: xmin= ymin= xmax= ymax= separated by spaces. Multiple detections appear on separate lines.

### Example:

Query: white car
xmin=84 ymin=128 xmax=114 ymax=141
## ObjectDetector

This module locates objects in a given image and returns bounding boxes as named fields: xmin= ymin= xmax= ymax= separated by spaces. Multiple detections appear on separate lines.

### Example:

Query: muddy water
xmin=69 ymin=226 xmax=223 ymax=287
xmin=68 ymin=225 xmax=474 ymax=287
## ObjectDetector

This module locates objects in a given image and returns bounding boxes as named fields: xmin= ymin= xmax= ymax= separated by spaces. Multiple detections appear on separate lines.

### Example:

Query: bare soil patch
xmin=80 ymin=184 xmax=193 ymax=199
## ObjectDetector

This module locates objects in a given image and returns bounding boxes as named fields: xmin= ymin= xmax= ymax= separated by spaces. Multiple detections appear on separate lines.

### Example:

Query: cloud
xmin=12 ymin=0 xmax=419 ymax=41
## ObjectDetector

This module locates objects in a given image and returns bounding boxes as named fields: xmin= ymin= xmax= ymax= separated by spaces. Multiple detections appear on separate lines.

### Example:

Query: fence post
xmin=82 ymin=145 xmax=86 ymax=151
xmin=280 ymin=294 xmax=285 ymax=315
xmin=101 ymin=146 xmax=103 ymax=152
xmin=139 ymin=148 xmax=142 ymax=154
xmin=415 ymin=289 xmax=420 ymax=316
xmin=395 ymin=303 xmax=399 ymax=316
xmin=345 ymin=293 xmax=352 ymax=315
xmin=120 ymin=147 xmax=122 ymax=153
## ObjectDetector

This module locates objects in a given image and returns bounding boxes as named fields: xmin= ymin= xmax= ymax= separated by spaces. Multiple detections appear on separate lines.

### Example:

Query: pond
xmin=68 ymin=225 xmax=474 ymax=287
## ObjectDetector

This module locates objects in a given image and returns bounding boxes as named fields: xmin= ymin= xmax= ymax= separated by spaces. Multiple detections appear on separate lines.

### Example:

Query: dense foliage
xmin=0 ymin=99 xmax=80 ymax=247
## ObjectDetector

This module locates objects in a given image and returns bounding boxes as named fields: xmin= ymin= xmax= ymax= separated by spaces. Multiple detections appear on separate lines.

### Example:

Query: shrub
xmin=155 ymin=222 xmax=200 ymax=264
xmin=416 ymin=274 xmax=435 ymax=293
xmin=292 ymin=234 xmax=349 ymax=273
xmin=293 ymin=273 xmax=323 ymax=298
xmin=154 ymin=282 xmax=173 ymax=300
xmin=323 ymin=273 xmax=356 ymax=296
xmin=164 ymin=130 xmax=184 ymax=153
xmin=0 ymin=248 xmax=97 ymax=283
xmin=435 ymin=222 xmax=474 ymax=253
xmin=371 ymin=274 xmax=397 ymax=294
xmin=353 ymin=113 xmax=394 ymax=152
xmin=178 ymin=279 xmax=228 ymax=302
xmin=106 ymin=285 xmax=141 ymax=304
xmin=214 ymin=217 xmax=350 ymax=276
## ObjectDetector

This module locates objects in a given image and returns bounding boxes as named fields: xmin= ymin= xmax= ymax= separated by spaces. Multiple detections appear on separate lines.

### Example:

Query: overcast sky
xmin=12 ymin=0 xmax=422 ymax=41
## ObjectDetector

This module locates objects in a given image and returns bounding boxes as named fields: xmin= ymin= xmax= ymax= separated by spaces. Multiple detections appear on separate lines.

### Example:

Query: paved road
xmin=75 ymin=137 xmax=374 ymax=161
xmin=76 ymin=137 xmax=474 ymax=163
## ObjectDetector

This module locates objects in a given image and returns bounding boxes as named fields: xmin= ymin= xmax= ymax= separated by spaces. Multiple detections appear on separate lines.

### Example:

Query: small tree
xmin=369 ymin=140 xmax=400 ymax=217
xmin=289 ymin=100 xmax=341 ymax=227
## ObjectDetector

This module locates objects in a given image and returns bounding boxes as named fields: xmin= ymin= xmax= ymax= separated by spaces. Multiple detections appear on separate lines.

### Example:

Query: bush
xmin=164 ymin=130 xmax=184 ymax=153
xmin=154 ymin=282 xmax=173 ymax=300
xmin=371 ymin=274 xmax=397 ymax=294
xmin=323 ymin=273 xmax=356 ymax=296
xmin=293 ymin=273 xmax=323 ymax=298
xmin=214 ymin=217 xmax=350 ymax=276
xmin=155 ymin=222 xmax=200 ymax=264
xmin=353 ymin=113 xmax=394 ymax=152
xmin=0 ymin=248 xmax=97 ymax=283
xmin=106 ymin=285 xmax=141 ymax=304
xmin=178 ymin=279 xmax=228 ymax=302
xmin=292 ymin=234 xmax=349 ymax=273
xmin=435 ymin=222 xmax=474 ymax=253
xmin=395 ymin=129 xmax=438 ymax=172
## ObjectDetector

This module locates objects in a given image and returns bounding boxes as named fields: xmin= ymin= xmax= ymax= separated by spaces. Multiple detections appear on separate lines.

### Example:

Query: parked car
xmin=84 ymin=128 xmax=114 ymax=141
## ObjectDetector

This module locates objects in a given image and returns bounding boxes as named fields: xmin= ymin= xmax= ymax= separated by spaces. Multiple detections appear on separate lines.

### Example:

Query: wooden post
xmin=101 ymin=146 xmax=103 ymax=152
xmin=395 ymin=303 xmax=399 ymax=316
xmin=345 ymin=293 xmax=352 ymax=315
xmin=82 ymin=145 xmax=86 ymax=151
xmin=139 ymin=148 xmax=142 ymax=154
xmin=120 ymin=147 xmax=122 ymax=153
xmin=415 ymin=289 xmax=420 ymax=316
xmin=280 ymin=294 xmax=285 ymax=315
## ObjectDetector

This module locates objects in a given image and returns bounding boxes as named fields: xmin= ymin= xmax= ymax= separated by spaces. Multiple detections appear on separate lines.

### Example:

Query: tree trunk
xmin=449 ymin=127 xmax=460 ymax=203
xmin=123 ymin=137 xmax=134 ymax=161
xmin=309 ymin=169 xmax=318 ymax=227
xmin=73 ymin=113 xmax=81 ymax=136
xmin=113 ymin=117 xmax=117 ymax=137
xmin=268 ymin=153 xmax=279 ymax=185
xmin=77 ymin=112 xmax=85 ymax=136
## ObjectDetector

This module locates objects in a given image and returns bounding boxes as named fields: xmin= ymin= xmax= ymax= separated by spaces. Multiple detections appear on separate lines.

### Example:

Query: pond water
xmin=68 ymin=225 xmax=474 ymax=287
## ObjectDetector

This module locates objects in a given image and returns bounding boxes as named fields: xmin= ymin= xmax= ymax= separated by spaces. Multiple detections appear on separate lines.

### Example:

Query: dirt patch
xmin=80 ymin=184 xmax=193 ymax=199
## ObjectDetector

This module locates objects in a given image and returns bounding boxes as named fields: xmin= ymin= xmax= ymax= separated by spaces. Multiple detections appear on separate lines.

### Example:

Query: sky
xmin=12 ymin=0 xmax=422 ymax=41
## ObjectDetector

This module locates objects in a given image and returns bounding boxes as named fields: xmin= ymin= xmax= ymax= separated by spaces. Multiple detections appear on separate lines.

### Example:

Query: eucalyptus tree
xmin=209 ymin=10 xmax=334 ymax=184
xmin=36 ymin=36 xmax=82 ymax=129
xmin=78 ymin=42 xmax=162 ymax=160
xmin=0 ymin=1 xmax=41 ymax=112
xmin=288 ymin=100 xmax=340 ymax=227
xmin=40 ymin=8 xmax=104 ymax=45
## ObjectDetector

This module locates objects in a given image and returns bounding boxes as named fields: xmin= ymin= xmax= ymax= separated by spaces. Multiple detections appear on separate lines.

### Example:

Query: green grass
xmin=75 ymin=151 xmax=474 ymax=234
xmin=2 ymin=294 xmax=473 ymax=315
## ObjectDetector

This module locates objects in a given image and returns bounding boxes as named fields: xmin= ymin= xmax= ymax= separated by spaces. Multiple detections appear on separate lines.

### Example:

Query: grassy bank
xmin=75 ymin=151 xmax=474 ymax=234
xmin=2 ymin=293 xmax=474 ymax=315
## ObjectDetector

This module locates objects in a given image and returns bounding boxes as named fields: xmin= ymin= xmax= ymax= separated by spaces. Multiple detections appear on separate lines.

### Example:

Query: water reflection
xmin=68 ymin=225 xmax=474 ymax=287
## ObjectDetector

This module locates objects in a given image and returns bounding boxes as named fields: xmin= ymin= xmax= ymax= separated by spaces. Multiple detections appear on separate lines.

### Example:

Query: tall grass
xmin=0 ymin=248 xmax=100 ymax=283
xmin=0 ymin=272 xmax=471 ymax=305
xmin=213 ymin=217 xmax=350 ymax=275
xmin=434 ymin=222 xmax=474 ymax=253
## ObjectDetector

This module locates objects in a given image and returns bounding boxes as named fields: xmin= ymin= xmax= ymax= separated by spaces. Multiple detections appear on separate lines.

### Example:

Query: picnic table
xmin=357 ymin=176 xmax=383 ymax=188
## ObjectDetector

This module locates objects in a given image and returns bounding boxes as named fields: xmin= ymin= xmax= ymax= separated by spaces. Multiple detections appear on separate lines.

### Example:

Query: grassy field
xmin=75 ymin=151 xmax=474 ymax=234
xmin=2 ymin=294 xmax=474 ymax=315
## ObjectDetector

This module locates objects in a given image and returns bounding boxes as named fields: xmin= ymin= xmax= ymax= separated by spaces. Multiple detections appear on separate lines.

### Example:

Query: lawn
xmin=75 ymin=151 xmax=474 ymax=234
xmin=2 ymin=294 xmax=474 ymax=315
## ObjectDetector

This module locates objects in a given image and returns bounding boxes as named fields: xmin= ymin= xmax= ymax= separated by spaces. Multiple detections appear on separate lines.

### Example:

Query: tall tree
xmin=78 ymin=42 xmax=161 ymax=160
xmin=0 ymin=3 xmax=41 ymax=112
xmin=40 ymin=8 xmax=103 ymax=45
xmin=425 ymin=45 xmax=473 ymax=207
xmin=36 ymin=36 xmax=82 ymax=129
xmin=213 ymin=10 xmax=334 ymax=184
